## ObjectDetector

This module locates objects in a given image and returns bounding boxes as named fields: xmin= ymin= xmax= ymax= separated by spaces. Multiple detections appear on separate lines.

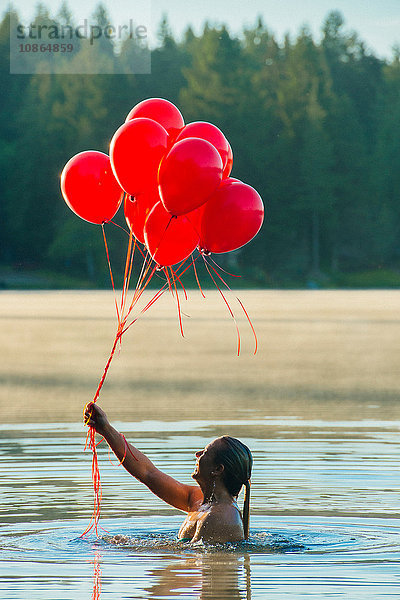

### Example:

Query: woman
xmin=84 ymin=403 xmax=252 ymax=543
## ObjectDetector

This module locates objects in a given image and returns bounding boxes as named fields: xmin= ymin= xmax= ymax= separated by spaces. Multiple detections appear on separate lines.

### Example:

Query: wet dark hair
xmin=214 ymin=435 xmax=253 ymax=539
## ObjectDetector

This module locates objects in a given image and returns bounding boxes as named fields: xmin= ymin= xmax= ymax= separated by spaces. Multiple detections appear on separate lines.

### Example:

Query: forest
xmin=1 ymin=4 xmax=400 ymax=288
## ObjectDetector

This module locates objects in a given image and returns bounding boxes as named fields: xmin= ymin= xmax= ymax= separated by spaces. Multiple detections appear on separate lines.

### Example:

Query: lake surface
xmin=0 ymin=291 xmax=400 ymax=598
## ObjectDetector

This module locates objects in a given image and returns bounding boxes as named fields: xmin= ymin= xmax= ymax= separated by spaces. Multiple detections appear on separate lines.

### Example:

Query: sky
xmin=6 ymin=0 xmax=400 ymax=59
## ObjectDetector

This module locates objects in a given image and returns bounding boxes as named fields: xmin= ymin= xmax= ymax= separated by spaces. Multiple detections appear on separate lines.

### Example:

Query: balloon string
xmin=121 ymin=248 xmax=151 ymax=322
xmin=92 ymin=328 xmax=124 ymax=405
xmin=81 ymin=426 xmax=103 ymax=538
xmin=90 ymin=246 xmax=141 ymax=408
xmin=177 ymin=253 xmax=201 ymax=279
xmin=122 ymin=261 xmax=157 ymax=329
xmin=81 ymin=258 xmax=126 ymax=537
xmin=127 ymin=237 xmax=137 ymax=287
xmin=122 ymin=289 xmax=163 ymax=336
xmin=135 ymin=261 xmax=157 ymax=300
xmin=133 ymin=251 xmax=152 ymax=302
xmin=121 ymin=256 xmax=196 ymax=337
xmin=120 ymin=231 xmax=135 ymax=319
xmin=171 ymin=264 xmax=188 ymax=301
xmin=121 ymin=433 xmax=139 ymax=462
xmin=83 ymin=244 xmax=147 ymax=537
xmin=109 ymin=218 xmax=130 ymax=235
xmin=83 ymin=342 xmax=129 ymax=536
xmin=208 ymin=254 xmax=241 ymax=278
xmin=92 ymin=551 xmax=102 ymax=600
xmin=109 ymin=219 xmax=148 ymax=262
xmin=107 ymin=432 xmax=139 ymax=466
xmin=102 ymin=224 xmax=121 ymax=327
xmin=192 ymin=255 xmax=205 ymax=298
xmin=108 ymin=436 xmax=127 ymax=466
xmin=155 ymin=255 xmax=200 ymax=315
xmin=120 ymin=229 xmax=133 ymax=313
xmin=82 ymin=242 xmax=202 ymax=537
xmin=82 ymin=226 xmax=127 ymax=538
xmin=168 ymin=266 xmax=184 ymax=337
xmin=202 ymin=255 xmax=241 ymax=356
xmin=236 ymin=296 xmax=258 ymax=355
xmin=204 ymin=256 xmax=258 ymax=355
xmin=119 ymin=268 xmax=160 ymax=335
xmin=164 ymin=264 xmax=173 ymax=297
xmin=150 ymin=215 xmax=175 ymax=268
xmin=124 ymin=262 xmax=185 ymax=333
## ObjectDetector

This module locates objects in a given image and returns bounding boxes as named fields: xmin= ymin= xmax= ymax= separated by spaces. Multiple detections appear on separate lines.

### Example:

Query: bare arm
xmin=84 ymin=403 xmax=202 ymax=512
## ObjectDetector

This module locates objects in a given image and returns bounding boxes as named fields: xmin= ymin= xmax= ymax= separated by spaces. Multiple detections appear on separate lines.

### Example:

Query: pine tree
xmin=298 ymin=82 xmax=335 ymax=275
xmin=148 ymin=15 xmax=186 ymax=104
xmin=180 ymin=24 xmax=244 ymax=127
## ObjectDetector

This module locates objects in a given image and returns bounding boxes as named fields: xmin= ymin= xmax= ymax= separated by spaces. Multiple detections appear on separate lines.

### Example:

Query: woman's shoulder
xmin=187 ymin=485 xmax=203 ymax=511
xmin=210 ymin=501 xmax=242 ymax=520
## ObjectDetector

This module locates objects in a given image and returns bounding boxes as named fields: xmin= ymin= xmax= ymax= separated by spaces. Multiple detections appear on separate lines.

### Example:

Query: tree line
xmin=1 ymin=4 xmax=400 ymax=287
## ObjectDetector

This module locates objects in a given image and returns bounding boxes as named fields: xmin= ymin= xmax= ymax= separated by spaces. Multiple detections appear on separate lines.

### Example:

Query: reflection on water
xmin=143 ymin=553 xmax=252 ymax=600
xmin=1 ymin=419 xmax=400 ymax=599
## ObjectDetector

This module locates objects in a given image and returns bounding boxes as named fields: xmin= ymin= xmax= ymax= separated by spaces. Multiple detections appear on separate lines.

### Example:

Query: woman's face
xmin=191 ymin=439 xmax=221 ymax=483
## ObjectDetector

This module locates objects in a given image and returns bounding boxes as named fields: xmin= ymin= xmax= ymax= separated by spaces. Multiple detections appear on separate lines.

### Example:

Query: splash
xmin=100 ymin=531 xmax=306 ymax=554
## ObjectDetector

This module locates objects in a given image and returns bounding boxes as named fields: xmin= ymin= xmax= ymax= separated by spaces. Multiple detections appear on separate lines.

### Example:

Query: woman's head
xmin=212 ymin=436 xmax=252 ymax=497
xmin=192 ymin=436 xmax=253 ymax=538
xmin=193 ymin=436 xmax=252 ymax=494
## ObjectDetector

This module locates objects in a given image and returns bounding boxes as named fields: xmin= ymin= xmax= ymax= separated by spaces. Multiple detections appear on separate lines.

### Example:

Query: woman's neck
xmin=202 ymin=481 xmax=235 ymax=505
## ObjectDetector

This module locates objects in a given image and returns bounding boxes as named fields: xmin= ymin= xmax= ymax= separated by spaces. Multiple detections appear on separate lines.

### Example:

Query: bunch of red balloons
xmin=61 ymin=98 xmax=264 ymax=267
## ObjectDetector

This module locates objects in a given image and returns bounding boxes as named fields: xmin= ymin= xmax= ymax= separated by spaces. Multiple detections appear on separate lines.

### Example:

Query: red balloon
xmin=186 ymin=177 xmax=241 ymax=235
xmin=60 ymin=151 xmax=123 ymax=224
xmin=125 ymin=98 xmax=184 ymax=141
xmin=158 ymin=138 xmax=223 ymax=216
xmin=223 ymin=176 xmax=241 ymax=185
xmin=144 ymin=201 xmax=199 ymax=266
xmin=184 ymin=177 xmax=240 ymax=238
xmin=222 ymin=142 xmax=233 ymax=179
xmin=185 ymin=204 xmax=205 ymax=237
xmin=200 ymin=182 xmax=264 ymax=253
xmin=175 ymin=122 xmax=229 ymax=170
xmin=124 ymin=188 xmax=159 ymax=244
xmin=110 ymin=118 xmax=168 ymax=196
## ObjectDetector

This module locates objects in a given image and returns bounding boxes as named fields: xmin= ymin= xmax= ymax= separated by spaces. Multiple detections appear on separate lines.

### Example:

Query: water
xmin=1 ymin=417 xmax=400 ymax=599
xmin=2 ymin=290 xmax=400 ymax=597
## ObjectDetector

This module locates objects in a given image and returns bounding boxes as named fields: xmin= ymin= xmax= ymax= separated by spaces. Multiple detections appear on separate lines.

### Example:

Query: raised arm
xmin=84 ymin=403 xmax=202 ymax=513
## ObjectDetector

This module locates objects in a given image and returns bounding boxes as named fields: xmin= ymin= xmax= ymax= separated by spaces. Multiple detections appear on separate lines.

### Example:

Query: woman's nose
xmin=195 ymin=450 xmax=203 ymax=458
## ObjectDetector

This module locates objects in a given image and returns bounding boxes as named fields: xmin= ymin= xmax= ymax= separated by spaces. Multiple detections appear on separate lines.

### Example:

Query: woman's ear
xmin=211 ymin=464 xmax=224 ymax=477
